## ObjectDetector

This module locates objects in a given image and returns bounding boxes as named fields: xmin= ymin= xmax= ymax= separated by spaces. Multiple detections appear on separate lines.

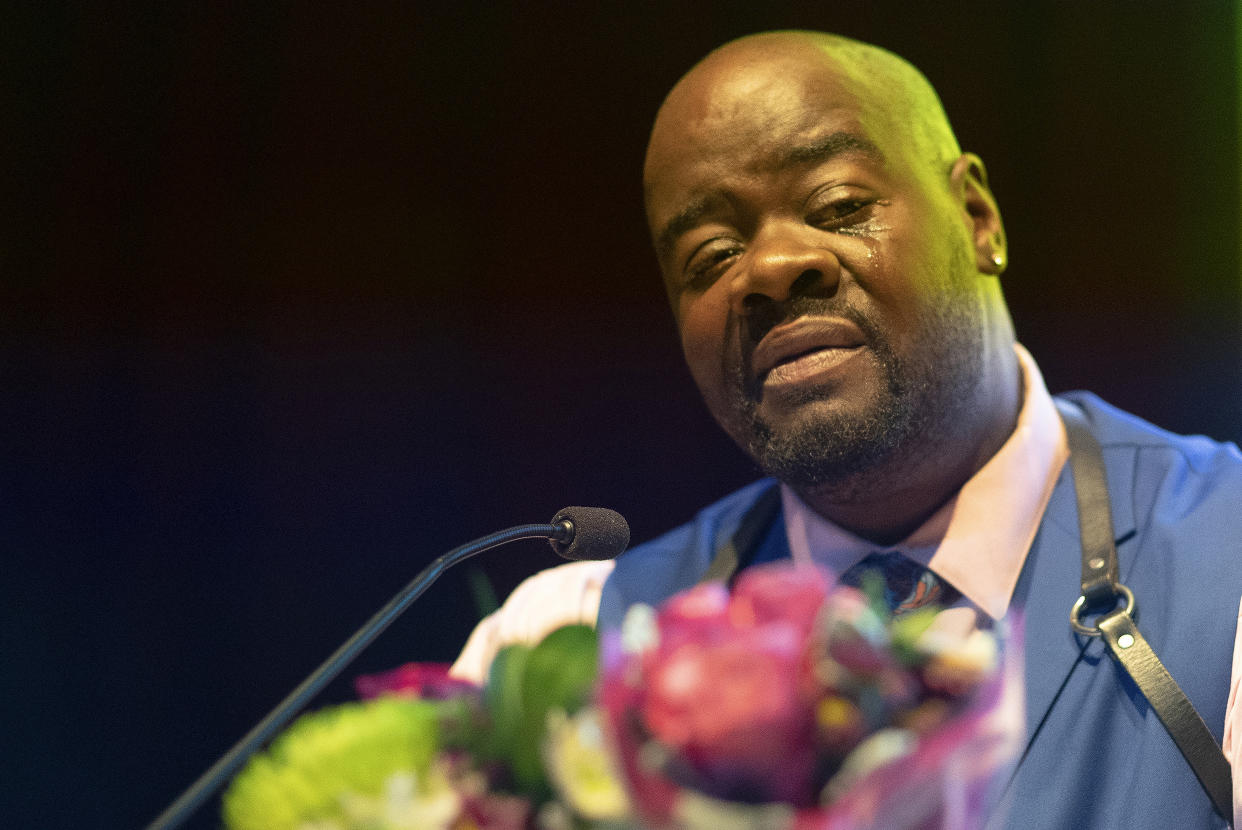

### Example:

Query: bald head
xmin=645 ymin=31 xmax=962 ymax=207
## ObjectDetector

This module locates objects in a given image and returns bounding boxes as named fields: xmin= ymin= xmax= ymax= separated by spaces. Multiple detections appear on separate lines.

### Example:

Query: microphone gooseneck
xmin=147 ymin=507 xmax=628 ymax=830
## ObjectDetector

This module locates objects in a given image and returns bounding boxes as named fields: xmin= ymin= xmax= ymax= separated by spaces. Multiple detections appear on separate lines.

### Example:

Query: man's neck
xmin=795 ymin=344 xmax=1024 ymax=546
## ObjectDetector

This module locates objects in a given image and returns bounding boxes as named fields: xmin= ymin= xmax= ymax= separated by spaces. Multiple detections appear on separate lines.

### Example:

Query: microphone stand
xmin=146 ymin=520 xmax=571 ymax=830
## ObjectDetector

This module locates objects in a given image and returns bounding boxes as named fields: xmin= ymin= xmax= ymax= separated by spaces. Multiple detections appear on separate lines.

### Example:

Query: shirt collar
xmin=781 ymin=344 xmax=1068 ymax=620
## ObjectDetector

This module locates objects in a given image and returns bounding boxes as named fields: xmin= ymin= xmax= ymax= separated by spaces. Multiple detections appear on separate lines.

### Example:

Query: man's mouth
xmin=750 ymin=316 xmax=868 ymax=391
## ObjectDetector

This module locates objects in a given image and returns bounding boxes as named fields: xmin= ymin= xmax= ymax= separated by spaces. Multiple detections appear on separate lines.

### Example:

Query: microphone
xmin=549 ymin=506 xmax=630 ymax=561
xmin=146 ymin=507 xmax=629 ymax=830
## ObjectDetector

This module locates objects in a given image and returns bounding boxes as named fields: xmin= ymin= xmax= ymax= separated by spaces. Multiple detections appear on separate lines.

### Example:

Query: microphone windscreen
xmin=549 ymin=506 xmax=630 ymax=561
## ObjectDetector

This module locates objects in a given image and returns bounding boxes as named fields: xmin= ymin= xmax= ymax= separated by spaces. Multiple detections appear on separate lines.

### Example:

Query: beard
xmin=729 ymin=284 xmax=984 ymax=498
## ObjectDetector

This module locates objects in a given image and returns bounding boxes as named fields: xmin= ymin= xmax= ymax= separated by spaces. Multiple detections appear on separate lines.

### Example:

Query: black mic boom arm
xmin=145 ymin=508 xmax=625 ymax=830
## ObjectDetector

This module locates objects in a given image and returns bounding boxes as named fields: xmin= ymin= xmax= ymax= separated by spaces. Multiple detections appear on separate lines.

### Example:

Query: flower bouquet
xmin=220 ymin=563 xmax=1019 ymax=829
xmin=598 ymin=564 xmax=1021 ymax=829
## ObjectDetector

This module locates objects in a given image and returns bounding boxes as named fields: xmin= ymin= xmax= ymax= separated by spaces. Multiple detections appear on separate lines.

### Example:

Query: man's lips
xmin=750 ymin=317 xmax=868 ymax=390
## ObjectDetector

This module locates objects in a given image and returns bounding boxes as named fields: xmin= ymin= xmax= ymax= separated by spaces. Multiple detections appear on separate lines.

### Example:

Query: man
xmin=453 ymin=31 xmax=1242 ymax=828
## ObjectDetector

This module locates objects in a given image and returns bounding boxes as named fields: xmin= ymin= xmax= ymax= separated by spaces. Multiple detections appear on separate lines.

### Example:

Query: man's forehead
xmin=644 ymin=32 xmax=955 ymax=190
xmin=646 ymin=109 xmax=879 ymax=185
xmin=650 ymin=51 xmax=865 ymax=154
xmin=643 ymin=47 xmax=896 ymax=192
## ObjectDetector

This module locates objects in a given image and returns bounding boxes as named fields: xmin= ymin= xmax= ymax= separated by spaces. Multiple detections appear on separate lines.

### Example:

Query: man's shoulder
xmin=620 ymin=477 xmax=780 ymax=562
xmin=595 ymin=479 xmax=784 ymax=631
xmin=1060 ymin=390 xmax=1242 ymax=470
xmin=1058 ymin=391 xmax=1242 ymax=540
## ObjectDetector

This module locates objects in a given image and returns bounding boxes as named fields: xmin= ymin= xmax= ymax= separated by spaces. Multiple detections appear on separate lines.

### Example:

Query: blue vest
xmin=599 ymin=393 xmax=1242 ymax=829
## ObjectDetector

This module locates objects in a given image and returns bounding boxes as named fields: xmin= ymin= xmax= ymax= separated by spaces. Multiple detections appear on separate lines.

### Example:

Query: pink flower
xmin=610 ymin=565 xmax=838 ymax=808
xmin=354 ymin=662 xmax=479 ymax=701
xmin=729 ymin=563 xmax=831 ymax=639
xmin=655 ymin=582 xmax=732 ymax=648
xmin=454 ymin=790 xmax=531 ymax=830
xmin=642 ymin=623 xmax=817 ymax=804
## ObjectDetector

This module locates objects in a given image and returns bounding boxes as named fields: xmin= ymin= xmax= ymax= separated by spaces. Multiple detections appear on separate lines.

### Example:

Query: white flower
xmin=542 ymin=707 xmax=631 ymax=821
xmin=620 ymin=604 xmax=659 ymax=655
xmin=332 ymin=765 xmax=462 ymax=830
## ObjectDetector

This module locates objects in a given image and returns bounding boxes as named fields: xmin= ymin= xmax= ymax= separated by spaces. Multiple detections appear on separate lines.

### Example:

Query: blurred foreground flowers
xmin=600 ymin=564 xmax=1022 ymax=829
xmin=222 ymin=563 xmax=1020 ymax=830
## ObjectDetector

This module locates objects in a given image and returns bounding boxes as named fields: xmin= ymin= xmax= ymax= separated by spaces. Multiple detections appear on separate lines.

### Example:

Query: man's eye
xmin=684 ymin=243 xmax=742 ymax=290
xmin=809 ymin=198 xmax=872 ymax=228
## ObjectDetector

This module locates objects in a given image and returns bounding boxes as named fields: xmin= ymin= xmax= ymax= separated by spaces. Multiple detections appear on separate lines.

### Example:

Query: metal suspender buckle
xmin=1069 ymin=583 xmax=1135 ymax=637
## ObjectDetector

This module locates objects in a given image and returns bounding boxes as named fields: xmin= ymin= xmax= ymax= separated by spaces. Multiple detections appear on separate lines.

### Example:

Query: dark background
xmin=4 ymin=3 xmax=1238 ymax=828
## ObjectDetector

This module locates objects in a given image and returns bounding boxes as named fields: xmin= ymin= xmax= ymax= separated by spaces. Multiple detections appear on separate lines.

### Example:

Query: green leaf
xmin=522 ymin=625 xmax=599 ymax=717
xmin=512 ymin=625 xmax=599 ymax=793
xmin=482 ymin=642 xmax=532 ymax=765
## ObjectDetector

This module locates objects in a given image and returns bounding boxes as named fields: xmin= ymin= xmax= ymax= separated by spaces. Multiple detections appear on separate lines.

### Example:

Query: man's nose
xmin=728 ymin=224 xmax=841 ymax=316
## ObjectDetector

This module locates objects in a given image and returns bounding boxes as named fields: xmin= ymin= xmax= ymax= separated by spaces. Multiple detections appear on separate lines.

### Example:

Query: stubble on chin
xmin=737 ymin=348 xmax=921 ymax=497
xmin=731 ymin=299 xmax=981 ymax=502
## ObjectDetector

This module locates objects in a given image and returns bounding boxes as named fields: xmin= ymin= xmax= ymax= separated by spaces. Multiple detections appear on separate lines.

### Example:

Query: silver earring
xmin=991 ymin=252 xmax=1006 ymax=268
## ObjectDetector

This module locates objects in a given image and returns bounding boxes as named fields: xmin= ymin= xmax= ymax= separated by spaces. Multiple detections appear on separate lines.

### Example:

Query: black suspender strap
xmin=1058 ymin=400 xmax=1233 ymax=824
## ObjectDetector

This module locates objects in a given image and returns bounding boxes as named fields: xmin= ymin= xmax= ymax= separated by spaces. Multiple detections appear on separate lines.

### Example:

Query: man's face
xmin=645 ymin=53 xmax=990 ymax=491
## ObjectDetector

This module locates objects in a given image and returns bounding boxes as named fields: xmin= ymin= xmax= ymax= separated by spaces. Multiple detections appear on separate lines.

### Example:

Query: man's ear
xmin=950 ymin=153 xmax=1007 ymax=275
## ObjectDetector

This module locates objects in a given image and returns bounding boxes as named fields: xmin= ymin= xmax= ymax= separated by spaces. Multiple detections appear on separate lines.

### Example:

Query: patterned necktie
xmin=839 ymin=551 xmax=961 ymax=616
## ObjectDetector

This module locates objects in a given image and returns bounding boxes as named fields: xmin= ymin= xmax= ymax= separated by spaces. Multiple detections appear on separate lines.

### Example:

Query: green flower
xmin=222 ymin=697 xmax=445 ymax=830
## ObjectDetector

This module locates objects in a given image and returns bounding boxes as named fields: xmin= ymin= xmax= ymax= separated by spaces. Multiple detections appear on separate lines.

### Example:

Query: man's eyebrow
xmin=779 ymin=131 xmax=883 ymax=167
